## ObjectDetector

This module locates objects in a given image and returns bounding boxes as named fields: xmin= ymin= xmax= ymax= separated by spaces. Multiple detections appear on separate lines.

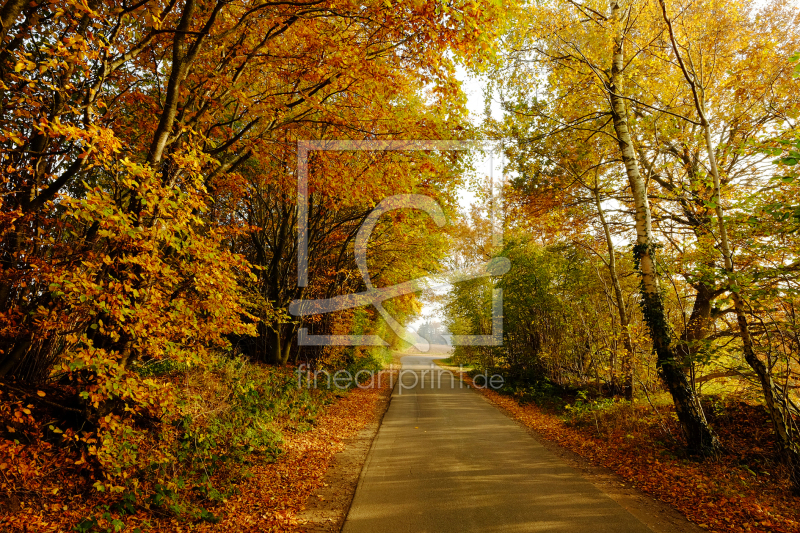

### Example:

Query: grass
xmin=434 ymin=356 xmax=473 ymax=371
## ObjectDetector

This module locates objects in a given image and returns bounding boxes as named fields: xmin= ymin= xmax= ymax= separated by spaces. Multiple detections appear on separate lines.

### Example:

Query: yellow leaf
xmin=37 ymin=390 xmax=46 ymax=397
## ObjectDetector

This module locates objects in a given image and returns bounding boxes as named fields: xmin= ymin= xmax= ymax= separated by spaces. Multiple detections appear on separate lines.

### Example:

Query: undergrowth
xmin=0 ymin=351 xmax=384 ymax=532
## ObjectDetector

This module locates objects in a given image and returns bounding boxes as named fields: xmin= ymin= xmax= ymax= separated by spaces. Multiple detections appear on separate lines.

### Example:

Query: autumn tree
xmin=480 ymin=0 xmax=724 ymax=454
xmin=0 ymin=0 xmax=503 ymax=486
xmin=472 ymin=0 xmax=800 ymax=476
xmin=655 ymin=0 xmax=800 ymax=488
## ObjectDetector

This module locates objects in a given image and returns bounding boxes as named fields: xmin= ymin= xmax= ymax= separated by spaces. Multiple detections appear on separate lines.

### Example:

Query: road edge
xmin=297 ymin=372 xmax=396 ymax=533
xmin=439 ymin=363 xmax=705 ymax=533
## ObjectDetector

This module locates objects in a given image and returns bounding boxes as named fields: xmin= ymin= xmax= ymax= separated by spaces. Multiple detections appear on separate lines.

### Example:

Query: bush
xmin=46 ymin=355 xmax=339 ymax=530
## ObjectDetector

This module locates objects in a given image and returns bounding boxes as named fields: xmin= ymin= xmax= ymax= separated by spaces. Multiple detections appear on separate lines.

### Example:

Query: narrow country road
xmin=341 ymin=353 xmax=655 ymax=533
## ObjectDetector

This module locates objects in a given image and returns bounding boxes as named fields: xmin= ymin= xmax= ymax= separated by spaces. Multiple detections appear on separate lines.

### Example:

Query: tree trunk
xmin=0 ymin=0 xmax=26 ymax=47
xmin=269 ymin=326 xmax=284 ymax=366
xmin=0 ymin=334 xmax=30 ymax=377
xmin=594 ymin=187 xmax=634 ymax=399
xmin=282 ymin=330 xmax=293 ymax=366
xmin=607 ymin=1 xmax=720 ymax=456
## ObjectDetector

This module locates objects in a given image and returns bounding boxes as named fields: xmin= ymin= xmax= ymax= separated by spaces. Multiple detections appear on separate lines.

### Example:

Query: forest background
xmin=0 ymin=0 xmax=799 ymax=531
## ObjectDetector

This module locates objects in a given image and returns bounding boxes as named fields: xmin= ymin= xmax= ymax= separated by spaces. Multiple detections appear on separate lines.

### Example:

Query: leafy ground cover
xmin=462 ymin=374 xmax=800 ymax=533
xmin=0 ymin=360 xmax=395 ymax=532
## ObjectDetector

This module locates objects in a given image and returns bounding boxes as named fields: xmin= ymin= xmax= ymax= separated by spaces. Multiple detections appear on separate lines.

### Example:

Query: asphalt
xmin=341 ymin=354 xmax=655 ymax=533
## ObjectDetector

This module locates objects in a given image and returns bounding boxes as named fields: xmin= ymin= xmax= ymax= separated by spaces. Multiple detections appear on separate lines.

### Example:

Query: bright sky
xmin=407 ymin=67 xmax=504 ymax=332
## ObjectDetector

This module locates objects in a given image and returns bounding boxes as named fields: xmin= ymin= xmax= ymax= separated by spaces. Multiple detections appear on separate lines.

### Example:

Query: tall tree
xmin=487 ymin=0 xmax=721 ymax=454
xmin=657 ymin=0 xmax=800 ymax=489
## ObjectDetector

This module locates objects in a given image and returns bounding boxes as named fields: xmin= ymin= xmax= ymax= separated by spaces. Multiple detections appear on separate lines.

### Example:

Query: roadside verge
xmin=296 ymin=370 xmax=395 ymax=532
xmin=436 ymin=361 xmax=798 ymax=533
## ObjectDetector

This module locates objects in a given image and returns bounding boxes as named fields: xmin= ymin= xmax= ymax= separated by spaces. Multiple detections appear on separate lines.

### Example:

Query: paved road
xmin=342 ymin=354 xmax=654 ymax=533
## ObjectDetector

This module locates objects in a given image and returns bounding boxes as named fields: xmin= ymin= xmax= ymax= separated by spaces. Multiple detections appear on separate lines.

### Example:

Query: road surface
xmin=341 ymin=354 xmax=655 ymax=533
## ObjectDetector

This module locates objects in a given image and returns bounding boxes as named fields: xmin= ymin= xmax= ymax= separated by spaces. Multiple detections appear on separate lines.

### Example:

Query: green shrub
xmin=75 ymin=355 xmax=337 ymax=530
